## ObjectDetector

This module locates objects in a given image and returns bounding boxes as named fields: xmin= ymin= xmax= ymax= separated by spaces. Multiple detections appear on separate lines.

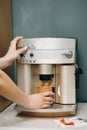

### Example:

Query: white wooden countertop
xmin=0 ymin=103 xmax=87 ymax=130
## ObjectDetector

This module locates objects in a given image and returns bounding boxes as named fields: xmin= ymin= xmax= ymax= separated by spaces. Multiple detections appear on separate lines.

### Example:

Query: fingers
xmin=41 ymin=93 xmax=54 ymax=109
xmin=17 ymin=46 xmax=28 ymax=54
xmin=44 ymin=96 xmax=54 ymax=105
xmin=13 ymin=36 xmax=23 ymax=43
xmin=42 ymin=104 xmax=51 ymax=108
xmin=42 ymin=100 xmax=53 ymax=109
xmin=41 ymin=91 xmax=54 ymax=97
xmin=10 ymin=36 xmax=29 ymax=55
xmin=41 ymin=91 xmax=54 ymax=106
xmin=11 ymin=36 xmax=23 ymax=46
xmin=44 ymin=96 xmax=54 ymax=102
xmin=44 ymin=100 xmax=53 ymax=106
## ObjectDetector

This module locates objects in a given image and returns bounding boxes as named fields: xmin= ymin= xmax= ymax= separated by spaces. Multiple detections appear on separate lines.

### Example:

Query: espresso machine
xmin=15 ymin=38 xmax=77 ymax=117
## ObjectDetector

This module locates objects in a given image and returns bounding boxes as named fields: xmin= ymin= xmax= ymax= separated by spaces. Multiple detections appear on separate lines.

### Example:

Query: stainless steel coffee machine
xmin=15 ymin=38 xmax=77 ymax=117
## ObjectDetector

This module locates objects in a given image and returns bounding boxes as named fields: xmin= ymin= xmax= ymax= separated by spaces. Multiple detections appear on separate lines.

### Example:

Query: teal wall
xmin=12 ymin=0 xmax=87 ymax=101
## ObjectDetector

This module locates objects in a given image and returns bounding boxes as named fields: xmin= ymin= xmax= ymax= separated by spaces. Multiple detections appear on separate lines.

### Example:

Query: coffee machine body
xmin=16 ymin=38 xmax=76 ymax=117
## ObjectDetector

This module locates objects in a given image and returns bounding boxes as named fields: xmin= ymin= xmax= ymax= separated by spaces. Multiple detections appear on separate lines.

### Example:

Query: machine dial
xmin=30 ymin=53 xmax=34 ymax=57
xmin=62 ymin=51 xmax=73 ymax=58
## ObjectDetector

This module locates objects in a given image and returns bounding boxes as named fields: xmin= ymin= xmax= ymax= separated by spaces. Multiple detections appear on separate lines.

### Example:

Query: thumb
xmin=18 ymin=46 xmax=28 ymax=54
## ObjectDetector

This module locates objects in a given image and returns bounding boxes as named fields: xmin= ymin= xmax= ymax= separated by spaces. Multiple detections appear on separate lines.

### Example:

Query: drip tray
xmin=15 ymin=103 xmax=77 ymax=117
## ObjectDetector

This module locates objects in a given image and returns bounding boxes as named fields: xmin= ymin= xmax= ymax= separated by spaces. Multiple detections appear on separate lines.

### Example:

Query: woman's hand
xmin=27 ymin=91 xmax=54 ymax=109
xmin=4 ymin=36 xmax=28 ymax=66
xmin=0 ymin=69 xmax=54 ymax=110
xmin=0 ymin=36 xmax=28 ymax=69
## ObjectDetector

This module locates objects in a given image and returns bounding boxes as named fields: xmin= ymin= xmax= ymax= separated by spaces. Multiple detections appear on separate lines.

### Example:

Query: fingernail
xmin=24 ymin=46 xmax=28 ymax=49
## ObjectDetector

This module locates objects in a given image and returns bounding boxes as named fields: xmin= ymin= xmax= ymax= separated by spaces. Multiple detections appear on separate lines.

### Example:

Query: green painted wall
xmin=12 ymin=0 xmax=87 ymax=101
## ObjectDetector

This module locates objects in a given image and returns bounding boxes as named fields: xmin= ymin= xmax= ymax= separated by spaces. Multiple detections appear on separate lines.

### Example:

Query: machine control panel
xmin=17 ymin=38 xmax=76 ymax=64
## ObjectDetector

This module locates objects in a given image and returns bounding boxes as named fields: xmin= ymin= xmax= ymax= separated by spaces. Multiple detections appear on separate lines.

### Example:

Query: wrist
xmin=3 ymin=55 xmax=13 ymax=67
xmin=22 ymin=95 xmax=31 ymax=109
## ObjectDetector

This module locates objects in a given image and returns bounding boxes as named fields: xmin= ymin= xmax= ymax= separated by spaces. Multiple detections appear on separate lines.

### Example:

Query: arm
xmin=0 ymin=69 xmax=54 ymax=109
xmin=0 ymin=36 xmax=28 ymax=69
xmin=0 ymin=36 xmax=54 ymax=109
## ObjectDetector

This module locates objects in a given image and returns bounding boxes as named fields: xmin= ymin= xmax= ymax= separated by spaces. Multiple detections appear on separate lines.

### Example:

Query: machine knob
xmin=20 ymin=53 xmax=24 ymax=58
xmin=30 ymin=53 xmax=34 ymax=57
xmin=62 ymin=51 xmax=73 ymax=58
